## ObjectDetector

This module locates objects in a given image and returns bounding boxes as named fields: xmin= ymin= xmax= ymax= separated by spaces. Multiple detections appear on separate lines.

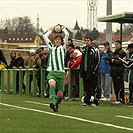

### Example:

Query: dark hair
xmin=68 ymin=38 xmax=73 ymax=43
xmin=39 ymin=52 xmax=43 ymax=57
xmin=54 ymin=34 xmax=63 ymax=43
xmin=84 ymin=36 xmax=93 ymax=41
xmin=10 ymin=51 xmax=16 ymax=59
xmin=68 ymin=43 xmax=75 ymax=49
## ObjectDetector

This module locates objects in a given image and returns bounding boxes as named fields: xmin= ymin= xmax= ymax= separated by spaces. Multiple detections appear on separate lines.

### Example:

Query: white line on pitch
xmin=25 ymin=101 xmax=49 ymax=106
xmin=0 ymin=102 xmax=133 ymax=131
xmin=116 ymin=115 xmax=133 ymax=120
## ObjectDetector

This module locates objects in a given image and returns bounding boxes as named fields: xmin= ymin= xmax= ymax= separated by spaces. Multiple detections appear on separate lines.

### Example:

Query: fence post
xmin=13 ymin=67 xmax=16 ymax=94
xmin=33 ymin=68 xmax=37 ymax=96
xmin=7 ymin=69 xmax=10 ymax=94
xmin=1 ymin=70 xmax=4 ymax=93
xmin=26 ymin=66 xmax=30 ymax=95
xmin=79 ymin=75 xmax=84 ymax=100
xmin=68 ymin=68 xmax=72 ymax=98
xmin=41 ymin=68 xmax=45 ymax=97
xmin=19 ymin=67 xmax=23 ymax=95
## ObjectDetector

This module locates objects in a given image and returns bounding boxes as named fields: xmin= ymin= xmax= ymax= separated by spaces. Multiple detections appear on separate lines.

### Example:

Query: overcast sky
xmin=0 ymin=0 xmax=133 ymax=32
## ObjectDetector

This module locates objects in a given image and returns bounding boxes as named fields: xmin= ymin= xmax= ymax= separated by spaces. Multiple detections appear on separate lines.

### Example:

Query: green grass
xmin=0 ymin=93 xmax=133 ymax=133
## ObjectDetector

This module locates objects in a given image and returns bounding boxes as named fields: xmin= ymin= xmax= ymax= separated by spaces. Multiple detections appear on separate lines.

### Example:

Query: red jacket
xmin=70 ymin=49 xmax=82 ymax=68
xmin=70 ymin=55 xmax=82 ymax=69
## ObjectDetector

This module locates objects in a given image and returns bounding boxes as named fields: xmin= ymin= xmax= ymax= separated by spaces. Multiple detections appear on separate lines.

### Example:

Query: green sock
xmin=49 ymin=86 xmax=56 ymax=105
xmin=56 ymin=97 xmax=63 ymax=106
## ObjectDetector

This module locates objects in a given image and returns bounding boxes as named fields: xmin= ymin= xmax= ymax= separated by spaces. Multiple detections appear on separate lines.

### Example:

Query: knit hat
xmin=75 ymin=45 xmax=80 ymax=50
xmin=115 ymin=40 xmax=122 ymax=45
xmin=103 ymin=41 xmax=110 ymax=46
xmin=127 ymin=43 xmax=133 ymax=49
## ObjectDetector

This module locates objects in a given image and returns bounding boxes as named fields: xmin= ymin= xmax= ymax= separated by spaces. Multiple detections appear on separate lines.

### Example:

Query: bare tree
xmin=1 ymin=16 xmax=36 ymax=33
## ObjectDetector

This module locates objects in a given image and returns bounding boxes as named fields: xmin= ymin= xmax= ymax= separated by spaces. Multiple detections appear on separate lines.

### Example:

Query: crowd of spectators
xmin=0 ymin=37 xmax=133 ymax=107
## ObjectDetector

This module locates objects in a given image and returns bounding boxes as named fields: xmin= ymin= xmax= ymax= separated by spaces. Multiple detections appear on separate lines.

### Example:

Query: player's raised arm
xmin=43 ymin=29 xmax=52 ymax=48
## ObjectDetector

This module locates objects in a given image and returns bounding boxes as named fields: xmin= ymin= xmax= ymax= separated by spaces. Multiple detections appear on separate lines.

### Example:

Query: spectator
xmin=99 ymin=41 xmax=113 ymax=101
xmin=64 ymin=38 xmax=75 ymax=67
xmin=110 ymin=40 xmax=127 ymax=104
xmin=69 ymin=49 xmax=82 ymax=98
xmin=35 ymin=49 xmax=49 ymax=96
xmin=9 ymin=51 xmax=16 ymax=69
xmin=43 ymin=25 xmax=69 ymax=112
xmin=36 ymin=47 xmax=44 ymax=54
xmin=64 ymin=48 xmax=75 ymax=99
xmin=12 ymin=52 xmax=26 ymax=93
xmin=80 ymin=36 xmax=100 ymax=107
xmin=123 ymin=43 xmax=133 ymax=105
xmin=25 ymin=49 xmax=37 ymax=93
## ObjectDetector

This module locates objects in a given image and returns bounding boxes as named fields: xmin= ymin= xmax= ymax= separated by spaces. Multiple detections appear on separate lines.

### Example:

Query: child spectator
xmin=69 ymin=49 xmax=82 ymax=98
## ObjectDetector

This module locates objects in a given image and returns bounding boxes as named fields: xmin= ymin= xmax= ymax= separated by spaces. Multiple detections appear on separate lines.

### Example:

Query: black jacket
xmin=110 ymin=47 xmax=127 ymax=77
xmin=12 ymin=57 xmax=25 ymax=68
xmin=80 ymin=45 xmax=100 ymax=79
xmin=9 ymin=57 xmax=16 ymax=69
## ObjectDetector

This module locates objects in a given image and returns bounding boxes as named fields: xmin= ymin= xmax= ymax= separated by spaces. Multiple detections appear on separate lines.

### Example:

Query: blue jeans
xmin=101 ymin=73 xmax=112 ymax=99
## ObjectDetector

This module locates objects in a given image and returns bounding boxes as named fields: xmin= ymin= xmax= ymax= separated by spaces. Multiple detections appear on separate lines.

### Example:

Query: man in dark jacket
xmin=80 ymin=36 xmax=100 ymax=107
xmin=110 ymin=40 xmax=127 ymax=104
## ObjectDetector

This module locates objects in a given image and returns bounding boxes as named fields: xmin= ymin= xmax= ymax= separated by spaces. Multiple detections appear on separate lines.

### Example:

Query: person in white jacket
xmin=43 ymin=25 xmax=69 ymax=112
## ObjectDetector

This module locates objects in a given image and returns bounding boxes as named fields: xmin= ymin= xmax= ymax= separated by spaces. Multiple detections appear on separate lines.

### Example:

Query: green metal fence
xmin=0 ymin=67 xmax=84 ymax=99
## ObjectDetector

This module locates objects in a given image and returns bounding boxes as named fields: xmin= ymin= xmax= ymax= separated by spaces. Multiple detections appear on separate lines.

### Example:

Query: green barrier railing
xmin=67 ymin=68 xmax=84 ymax=100
xmin=1 ymin=70 xmax=4 ymax=93
xmin=0 ymin=67 xmax=84 ymax=100
xmin=26 ymin=66 xmax=30 ymax=95
xmin=1 ymin=67 xmax=46 ymax=96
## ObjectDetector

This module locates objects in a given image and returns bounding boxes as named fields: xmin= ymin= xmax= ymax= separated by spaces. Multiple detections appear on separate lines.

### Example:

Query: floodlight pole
xmin=106 ymin=0 xmax=112 ymax=49
xmin=120 ymin=23 xmax=123 ymax=43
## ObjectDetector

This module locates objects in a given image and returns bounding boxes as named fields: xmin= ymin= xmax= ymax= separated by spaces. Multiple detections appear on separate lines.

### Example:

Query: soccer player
xmin=43 ymin=25 xmax=69 ymax=112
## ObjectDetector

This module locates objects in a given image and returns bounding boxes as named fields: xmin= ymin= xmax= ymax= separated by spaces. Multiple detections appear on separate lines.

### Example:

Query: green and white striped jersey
xmin=43 ymin=28 xmax=69 ymax=72
xmin=47 ymin=44 xmax=65 ymax=71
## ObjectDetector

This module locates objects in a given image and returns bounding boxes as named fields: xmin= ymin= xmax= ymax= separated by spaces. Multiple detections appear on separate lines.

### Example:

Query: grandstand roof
xmin=98 ymin=12 xmax=133 ymax=23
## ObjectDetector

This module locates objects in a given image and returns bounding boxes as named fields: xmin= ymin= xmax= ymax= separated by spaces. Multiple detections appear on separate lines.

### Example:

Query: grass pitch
xmin=0 ymin=93 xmax=133 ymax=133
